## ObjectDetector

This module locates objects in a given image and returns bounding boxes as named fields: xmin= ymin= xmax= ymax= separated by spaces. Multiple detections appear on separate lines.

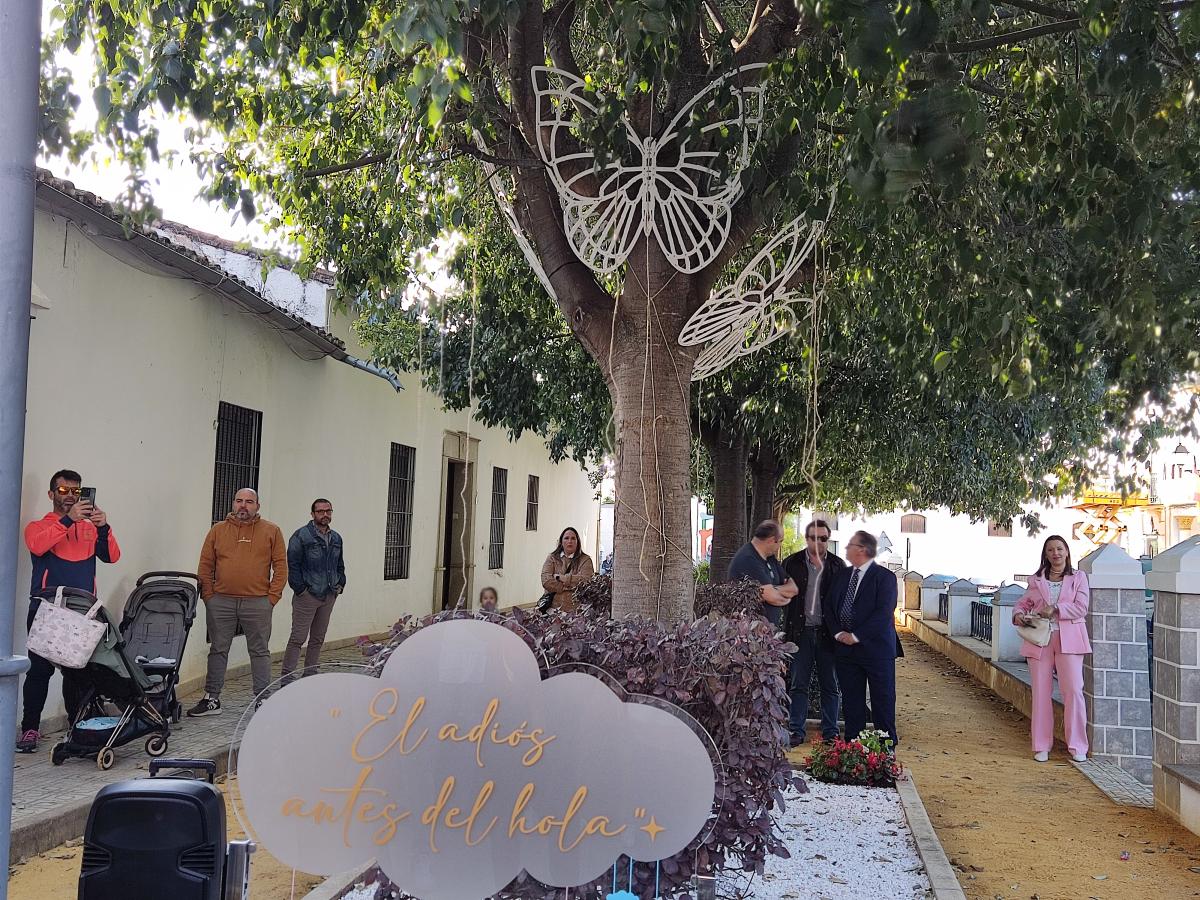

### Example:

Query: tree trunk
xmin=603 ymin=277 xmax=699 ymax=622
xmin=749 ymin=442 xmax=786 ymax=530
xmin=703 ymin=426 xmax=748 ymax=584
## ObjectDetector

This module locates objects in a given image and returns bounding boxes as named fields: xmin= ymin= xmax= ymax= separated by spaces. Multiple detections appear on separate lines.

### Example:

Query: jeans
xmin=281 ymin=591 xmax=338 ymax=682
xmin=788 ymin=625 xmax=841 ymax=741
xmin=21 ymin=600 xmax=82 ymax=732
xmin=204 ymin=594 xmax=274 ymax=697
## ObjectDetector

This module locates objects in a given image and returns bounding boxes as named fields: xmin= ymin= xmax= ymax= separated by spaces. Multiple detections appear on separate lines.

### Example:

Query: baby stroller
xmin=49 ymin=572 xmax=199 ymax=770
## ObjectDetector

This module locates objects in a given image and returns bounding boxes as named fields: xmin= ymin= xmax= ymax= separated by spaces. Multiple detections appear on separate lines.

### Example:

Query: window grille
xmin=385 ymin=443 xmax=416 ymax=580
xmin=526 ymin=475 xmax=540 ymax=531
xmin=489 ymin=467 xmax=508 ymax=570
xmin=211 ymin=402 xmax=262 ymax=524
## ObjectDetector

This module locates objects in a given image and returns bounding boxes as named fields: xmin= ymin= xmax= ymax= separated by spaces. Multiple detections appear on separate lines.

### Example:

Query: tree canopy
xmin=42 ymin=0 xmax=1200 ymax=617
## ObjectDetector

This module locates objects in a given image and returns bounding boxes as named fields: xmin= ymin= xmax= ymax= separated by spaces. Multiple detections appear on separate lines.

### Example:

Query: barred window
xmin=211 ymin=402 xmax=262 ymax=524
xmin=900 ymin=513 xmax=926 ymax=534
xmin=489 ymin=467 xmax=508 ymax=570
xmin=526 ymin=475 xmax=540 ymax=531
xmin=385 ymin=443 xmax=416 ymax=580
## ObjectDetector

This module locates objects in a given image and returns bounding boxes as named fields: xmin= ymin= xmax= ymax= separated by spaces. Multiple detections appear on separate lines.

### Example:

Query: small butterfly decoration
xmin=532 ymin=64 xmax=767 ymax=275
xmin=679 ymin=208 xmax=831 ymax=381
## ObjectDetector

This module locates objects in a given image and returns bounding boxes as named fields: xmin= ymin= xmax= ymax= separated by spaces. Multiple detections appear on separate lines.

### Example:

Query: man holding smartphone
xmin=17 ymin=469 xmax=120 ymax=752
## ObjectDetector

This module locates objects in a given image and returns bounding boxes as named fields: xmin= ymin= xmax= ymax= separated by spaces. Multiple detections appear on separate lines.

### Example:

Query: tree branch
xmin=303 ymin=152 xmax=390 ymax=178
xmin=935 ymin=18 xmax=1079 ymax=53
xmin=733 ymin=0 xmax=806 ymax=67
xmin=1002 ymin=0 xmax=1075 ymax=18
xmin=939 ymin=2 xmax=1195 ymax=53
xmin=963 ymin=77 xmax=1008 ymax=99
xmin=747 ymin=0 xmax=772 ymax=36
xmin=545 ymin=0 xmax=582 ymax=79
xmin=448 ymin=141 xmax=541 ymax=168
xmin=703 ymin=0 xmax=735 ymax=42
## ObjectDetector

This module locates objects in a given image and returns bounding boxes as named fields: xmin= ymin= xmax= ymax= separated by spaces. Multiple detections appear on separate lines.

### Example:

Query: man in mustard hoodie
xmin=188 ymin=488 xmax=287 ymax=717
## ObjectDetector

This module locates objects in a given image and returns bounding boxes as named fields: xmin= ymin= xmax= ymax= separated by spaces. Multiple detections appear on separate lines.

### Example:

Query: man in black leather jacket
xmin=781 ymin=520 xmax=846 ymax=746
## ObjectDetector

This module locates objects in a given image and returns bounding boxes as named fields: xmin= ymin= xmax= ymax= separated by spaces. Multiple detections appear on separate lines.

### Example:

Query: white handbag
xmin=1015 ymin=615 xmax=1052 ymax=648
xmin=27 ymin=587 xmax=108 ymax=669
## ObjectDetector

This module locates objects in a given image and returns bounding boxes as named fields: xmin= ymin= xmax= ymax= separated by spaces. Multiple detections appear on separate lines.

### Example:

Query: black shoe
xmin=186 ymin=695 xmax=222 ymax=717
xmin=788 ymin=734 xmax=806 ymax=749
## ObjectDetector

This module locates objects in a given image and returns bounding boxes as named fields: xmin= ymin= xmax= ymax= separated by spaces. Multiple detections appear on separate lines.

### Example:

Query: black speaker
xmin=78 ymin=770 xmax=226 ymax=900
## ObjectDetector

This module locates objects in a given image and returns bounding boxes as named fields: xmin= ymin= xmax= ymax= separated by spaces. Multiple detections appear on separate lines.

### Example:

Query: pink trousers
xmin=1028 ymin=630 xmax=1088 ymax=755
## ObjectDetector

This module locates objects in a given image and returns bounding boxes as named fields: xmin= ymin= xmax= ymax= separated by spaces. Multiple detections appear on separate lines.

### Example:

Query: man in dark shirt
xmin=727 ymin=519 xmax=797 ymax=627
xmin=781 ymin=519 xmax=846 ymax=746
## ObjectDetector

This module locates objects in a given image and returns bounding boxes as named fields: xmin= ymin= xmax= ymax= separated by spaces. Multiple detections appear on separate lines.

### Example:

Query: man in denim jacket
xmin=281 ymin=498 xmax=346 ymax=682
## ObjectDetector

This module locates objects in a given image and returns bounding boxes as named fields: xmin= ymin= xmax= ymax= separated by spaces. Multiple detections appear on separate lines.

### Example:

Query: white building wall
xmin=20 ymin=208 xmax=597 ymax=721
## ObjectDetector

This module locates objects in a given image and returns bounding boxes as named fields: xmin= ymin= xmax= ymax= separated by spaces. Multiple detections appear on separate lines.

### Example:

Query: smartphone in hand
xmin=79 ymin=487 xmax=97 ymax=508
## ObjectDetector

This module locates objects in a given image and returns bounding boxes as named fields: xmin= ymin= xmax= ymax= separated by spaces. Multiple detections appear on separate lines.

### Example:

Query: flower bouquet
xmin=804 ymin=729 xmax=903 ymax=787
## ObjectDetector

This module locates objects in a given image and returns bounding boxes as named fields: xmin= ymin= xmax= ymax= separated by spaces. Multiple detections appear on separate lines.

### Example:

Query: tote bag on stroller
xmin=27 ymin=586 xmax=107 ymax=669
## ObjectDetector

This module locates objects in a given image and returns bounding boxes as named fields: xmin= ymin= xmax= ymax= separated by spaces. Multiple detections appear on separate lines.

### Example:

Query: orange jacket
xmin=197 ymin=515 xmax=287 ymax=604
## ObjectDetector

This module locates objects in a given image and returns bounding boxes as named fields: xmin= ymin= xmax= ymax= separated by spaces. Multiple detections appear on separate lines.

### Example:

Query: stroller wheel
xmin=171 ymin=702 xmax=182 ymax=724
xmin=96 ymin=748 xmax=116 ymax=771
xmin=50 ymin=744 xmax=68 ymax=766
xmin=145 ymin=735 xmax=168 ymax=757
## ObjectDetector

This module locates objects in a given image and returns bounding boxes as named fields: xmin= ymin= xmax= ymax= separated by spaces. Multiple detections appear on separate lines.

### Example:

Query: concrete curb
xmin=9 ymin=632 xmax=387 ymax=864
xmin=895 ymin=773 xmax=967 ymax=900
xmin=302 ymin=862 xmax=378 ymax=900
xmin=10 ymin=733 xmax=240 ymax=863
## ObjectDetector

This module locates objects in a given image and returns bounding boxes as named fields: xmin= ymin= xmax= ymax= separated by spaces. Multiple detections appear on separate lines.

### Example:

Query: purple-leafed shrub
xmin=575 ymin=574 xmax=766 ymax=622
xmin=354 ymin=604 xmax=799 ymax=899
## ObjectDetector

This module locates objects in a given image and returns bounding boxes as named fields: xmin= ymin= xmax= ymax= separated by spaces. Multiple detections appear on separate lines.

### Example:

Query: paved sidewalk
xmin=10 ymin=644 xmax=370 ymax=863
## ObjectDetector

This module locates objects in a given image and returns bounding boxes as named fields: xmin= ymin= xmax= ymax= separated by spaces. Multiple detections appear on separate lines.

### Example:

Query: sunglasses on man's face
xmin=54 ymin=486 xmax=83 ymax=496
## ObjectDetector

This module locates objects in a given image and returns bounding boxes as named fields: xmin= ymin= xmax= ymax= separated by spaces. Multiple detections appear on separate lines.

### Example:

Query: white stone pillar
xmin=1079 ymin=544 xmax=1152 ymax=784
xmin=947 ymin=578 xmax=977 ymax=638
xmin=920 ymin=574 xmax=953 ymax=620
xmin=1150 ymin=536 xmax=1200 ymax=822
xmin=991 ymin=583 xmax=1026 ymax=663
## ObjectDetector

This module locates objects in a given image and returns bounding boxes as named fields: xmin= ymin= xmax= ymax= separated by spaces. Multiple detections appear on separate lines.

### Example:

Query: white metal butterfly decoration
xmin=679 ymin=209 xmax=831 ymax=381
xmin=532 ymin=64 xmax=767 ymax=275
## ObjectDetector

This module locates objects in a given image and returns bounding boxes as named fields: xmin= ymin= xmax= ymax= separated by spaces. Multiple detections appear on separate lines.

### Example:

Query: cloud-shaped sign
xmin=238 ymin=619 xmax=716 ymax=900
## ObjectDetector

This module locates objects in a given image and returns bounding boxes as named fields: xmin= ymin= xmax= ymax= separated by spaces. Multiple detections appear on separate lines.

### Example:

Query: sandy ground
xmin=8 ymin=776 xmax=322 ymax=900
xmin=894 ymin=631 xmax=1200 ymax=900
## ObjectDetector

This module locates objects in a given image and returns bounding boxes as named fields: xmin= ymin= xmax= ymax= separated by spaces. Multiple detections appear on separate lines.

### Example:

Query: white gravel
xmin=723 ymin=781 xmax=932 ymax=900
xmin=335 ymin=781 xmax=932 ymax=899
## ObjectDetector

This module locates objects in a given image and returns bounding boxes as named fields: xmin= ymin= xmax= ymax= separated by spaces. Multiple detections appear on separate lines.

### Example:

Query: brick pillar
xmin=1150 ymin=535 xmax=1200 ymax=820
xmin=1079 ymin=544 xmax=1152 ymax=784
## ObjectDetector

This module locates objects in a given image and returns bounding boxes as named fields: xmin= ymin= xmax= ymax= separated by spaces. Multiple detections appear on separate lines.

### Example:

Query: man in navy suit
xmin=822 ymin=530 xmax=899 ymax=747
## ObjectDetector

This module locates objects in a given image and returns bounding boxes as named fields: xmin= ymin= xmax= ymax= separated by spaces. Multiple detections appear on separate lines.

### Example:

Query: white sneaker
xmin=1033 ymin=751 xmax=1049 ymax=762
xmin=1072 ymin=753 xmax=1087 ymax=762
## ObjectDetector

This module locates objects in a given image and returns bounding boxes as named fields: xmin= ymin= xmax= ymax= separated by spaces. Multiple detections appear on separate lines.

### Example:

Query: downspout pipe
xmin=339 ymin=354 xmax=405 ymax=392
xmin=0 ymin=0 xmax=40 ymax=884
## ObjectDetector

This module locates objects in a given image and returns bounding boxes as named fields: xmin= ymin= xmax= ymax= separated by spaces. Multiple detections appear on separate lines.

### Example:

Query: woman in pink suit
xmin=1012 ymin=535 xmax=1092 ymax=762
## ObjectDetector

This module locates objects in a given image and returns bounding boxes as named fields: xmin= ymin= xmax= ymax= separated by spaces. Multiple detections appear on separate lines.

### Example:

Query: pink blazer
xmin=1014 ymin=571 xmax=1092 ymax=658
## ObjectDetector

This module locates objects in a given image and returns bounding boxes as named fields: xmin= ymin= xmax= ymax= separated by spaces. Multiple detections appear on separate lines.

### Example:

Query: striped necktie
xmin=840 ymin=567 xmax=862 ymax=630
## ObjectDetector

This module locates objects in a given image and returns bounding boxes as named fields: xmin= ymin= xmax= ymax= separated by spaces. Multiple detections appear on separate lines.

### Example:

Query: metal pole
xmin=0 ymin=0 xmax=41 ymax=885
